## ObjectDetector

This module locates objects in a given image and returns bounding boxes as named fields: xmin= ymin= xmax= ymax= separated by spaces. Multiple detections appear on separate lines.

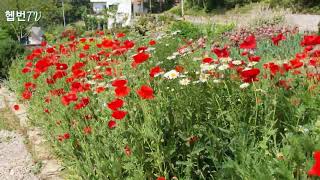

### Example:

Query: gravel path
xmin=0 ymin=130 xmax=38 ymax=180
xmin=285 ymin=14 xmax=320 ymax=32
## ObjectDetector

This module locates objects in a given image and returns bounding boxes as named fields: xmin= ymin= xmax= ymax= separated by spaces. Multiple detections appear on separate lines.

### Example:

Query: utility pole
xmin=181 ymin=0 xmax=184 ymax=17
xmin=62 ymin=0 xmax=66 ymax=27
xmin=149 ymin=0 xmax=152 ymax=13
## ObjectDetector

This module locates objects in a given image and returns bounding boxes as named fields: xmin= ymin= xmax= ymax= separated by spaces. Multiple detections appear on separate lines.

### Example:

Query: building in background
xmin=90 ymin=0 xmax=148 ymax=29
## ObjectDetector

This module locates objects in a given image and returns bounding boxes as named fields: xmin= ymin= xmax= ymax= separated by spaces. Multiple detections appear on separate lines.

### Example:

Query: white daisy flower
xmin=199 ymin=73 xmax=209 ymax=82
xmin=218 ymin=64 xmax=229 ymax=71
xmin=147 ymin=47 xmax=156 ymax=52
xmin=240 ymin=83 xmax=250 ymax=89
xmin=220 ymin=57 xmax=232 ymax=63
xmin=87 ymin=80 xmax=96 ymax=85
xmin=172 ymin=52 xmax=179 ymax=56
xmin=232 ymin=60 xmax=242 ymax=65
xmin=193 ymin=57 xmax=202 ymax=61
xmin=98 ymin=82 xmax=106 ymax=87
xmin=243 ymin=67 xmax=252 ymax=71
xmin=179 ymin=78 xmax=190 ymax=86
xmin=248 ymin=62 xmax=258 ymax=67
xmin=167 ymin=56 xmax=176 ymax=60
xmin=154 ymin=72 xmax=164 ymax=77
xmin=164 ymin=70 xmax=180 ymax=79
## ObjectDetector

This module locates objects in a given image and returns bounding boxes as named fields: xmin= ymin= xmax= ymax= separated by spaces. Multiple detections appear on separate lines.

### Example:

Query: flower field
xmin=8 ymin=29 xmax=320 ymax=179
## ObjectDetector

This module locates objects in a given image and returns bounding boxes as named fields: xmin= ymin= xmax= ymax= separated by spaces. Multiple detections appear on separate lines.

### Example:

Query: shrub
xmin=0 ymin=36 xmax=24 ymax=79
xmin=202 ymin=23 xmax=235 ymax=40
xmin=171 ymin=21 xmax=201 ymax=39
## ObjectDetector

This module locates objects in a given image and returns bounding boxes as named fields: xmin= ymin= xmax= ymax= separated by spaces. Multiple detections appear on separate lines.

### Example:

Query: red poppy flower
xmin=46 ymin=47 xmax=55 ymax=53
xmin=137 ymin=46 xmax=148 ymax=52
xmin=83 ymin=126 xmax=92 ymax=135
xmin=157 ymin=177 xmax=166 ymax=180
xmin=33 ymin=72 xmax=41 ymax=79
xmin=79 ymin=53 xmax=86 ymax=58
xmin=22 ymin=67 xmax=31 ymax=74
xmin=53 ymin=70 xmax=67 ymax=80
xmin=35 ymin=59 xmax=51 ymax=73
xmin=63 ymin=133 xmax=70 ymax=139
xmin=115 ymin=86 xmax=130 ymax=97
xmin=175 ymin=65 xmax=184 ymax=73
xmin=136 ymin=85 xmax=154 ymax=99
xmin=149 ymin=40 xmax=156 ymax=46
xmin=69 ymin=35 xmax=75 ymax=41
xmin=112 ymin=79 xmax=128 ymax=87
xmin=112 ymin=110 xmax=127 ymax=120
xmin=71 ymin=82 xmax=84 ymax=92
xmin=240 ymin=68 xmax=260 ymax=83
xmin=266 ymin=62 xmax=281 ymax=76
xmin=74 ymin=97 xmax=90 ymax=110
xmin=78 ymin=38 xmax=86 ymax=44
xmin=46 ymin=78 xmax=56 ymax=85
xmin=202 ymin=57 xmax=213 ymax=64
xmin=133 ymin=52 xmax=150 ymax=65
xmin=107 ymin=98 xmax=124 ymax=111
xmin=289 ymin=59 xmax=303 ymax=69
xmin=248 ymin=56 xmax=261 ymax=62
xmin=58 ymin=135 xmax=64 ymax=142
xmin=44 ymin=96 xmax=51 ymax=103
xmin=41 ymin=41 xmax=47 ymax=47
xmin=13 ymin=104 xmax=20 ymax=111
xmin=71 ymin=62 xmax=86 ymax=71
xmin=116 ymin=32 xmax=126 ymax=38
xmin=282 ymin=63 xmax=291 ymax=72
xmin=212 ymin=47 xmax=230 ymax=58
xmin=22 ymin=90 xmax=32 ymax=100
xmin=124 ymin=145 xmax=131 ymax=156
xmin=61 ymin=92 xmax=78 ymax=106
xmin=150 ymin=66 xmax=163 ymax=78
xmin=24 ymin=82 xmax=36 ymax=90
xmin=308 ymin=151 xmax=320 ymax=177
xmin=56 ymin=63 xmax=68 ymax=70
xmin=83 ymin=44 xmax=90 ymax=51
xmin=95 ymin=87 xmax=106 ymax=93
xmin=108 ymin=120 xmax=117 ymax=129
xmin=240 ymin=35 xmax=256 ymax=49
xmin=271 ymin=33 xmax=286 ymax=46
xmin=301 ymin=35 xmax=320 ymax=46
xmin=276 ymin=80 xmax=291 ymax=90
xmin=123 ymin=40 xmax=135 ymax=49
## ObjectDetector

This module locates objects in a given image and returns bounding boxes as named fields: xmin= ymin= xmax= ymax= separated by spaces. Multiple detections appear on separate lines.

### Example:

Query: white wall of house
xmin=91 ymin=0 xmax=132 ymax=28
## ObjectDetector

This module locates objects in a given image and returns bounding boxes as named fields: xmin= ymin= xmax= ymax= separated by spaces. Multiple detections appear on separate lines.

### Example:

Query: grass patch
xmin=0 ymin=108 xmax=20 ymax=131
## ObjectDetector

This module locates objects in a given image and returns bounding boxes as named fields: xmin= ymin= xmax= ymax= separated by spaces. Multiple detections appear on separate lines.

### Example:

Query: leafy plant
xmin=0 ymin=35 xmax=24 ymax=79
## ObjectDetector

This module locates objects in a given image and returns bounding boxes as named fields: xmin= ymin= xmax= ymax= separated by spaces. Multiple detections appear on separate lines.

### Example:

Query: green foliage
xmin=0 ymin=0 xmax=91 ymax=41
xmin=184 ymin=0 xmax=261 ymax=12
xmin=269 ymin=0 xmax=320 ymax=13
xmin=182 ymin=0 xmax=320 ymax=14
xmin=0 ymin=37 xmax=24 ymax=79
xmin=171 ymin=21 xmax=201 ymax=39
xmin=171 ymin=21 xmax=235 ymax=40
xmin=202 ymin=23 xmax=235 ymax=40
xmin=134 ymin=15 xmax=170 ymax=36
